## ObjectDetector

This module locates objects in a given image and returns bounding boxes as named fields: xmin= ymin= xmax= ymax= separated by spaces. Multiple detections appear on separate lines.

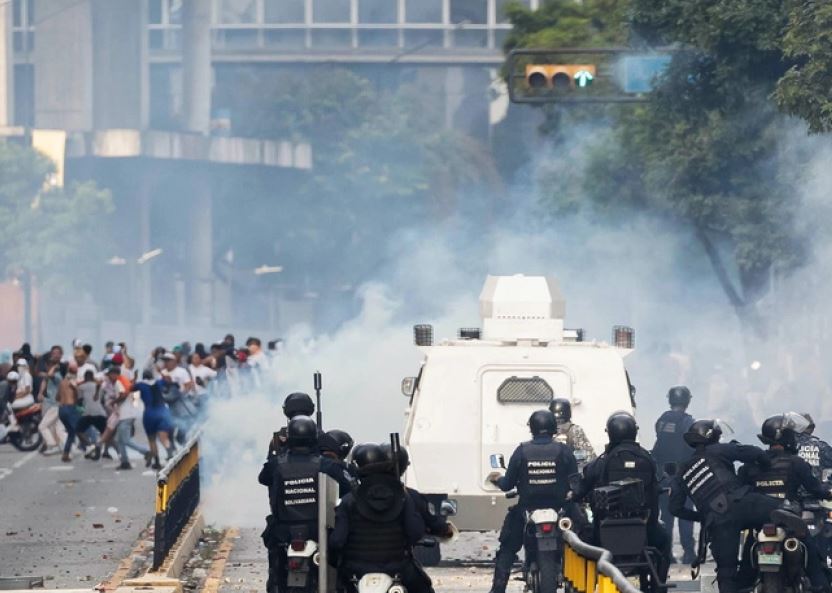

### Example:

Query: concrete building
xmin=0 ymin=0 xmax=312 ymax=350
xmin=8 ymin=0 xmax=535 ymax=137
xmin=0 ymin=0 xmax=535 ymax=348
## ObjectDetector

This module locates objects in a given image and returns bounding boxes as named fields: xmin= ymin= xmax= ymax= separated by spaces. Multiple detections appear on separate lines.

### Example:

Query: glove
xmin=487 ymin=471 xmax=503 ymax=485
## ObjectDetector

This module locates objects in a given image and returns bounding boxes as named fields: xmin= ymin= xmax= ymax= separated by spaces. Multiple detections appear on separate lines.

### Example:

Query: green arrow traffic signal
xmin=574 ymin=70 xmax=594 ymax=88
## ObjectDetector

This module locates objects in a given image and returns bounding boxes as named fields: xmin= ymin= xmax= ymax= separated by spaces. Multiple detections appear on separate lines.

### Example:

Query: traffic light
xmin=525 ymin=64 xmax=597 ymax=90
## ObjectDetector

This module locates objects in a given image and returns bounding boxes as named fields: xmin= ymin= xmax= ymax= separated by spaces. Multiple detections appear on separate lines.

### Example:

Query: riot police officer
xmin=668 ymin=419 xmax=809 ymax=593
xmin=739 ymin=414 xmax=832 ymax=592
xmin=577 ymin=411 xmax=671 ymax=582
xmin=652 ymin=386 xmax=696 ymax=564
xmin=329 ymin=443 xmax=430 ymax=593
xmin=259 ymin=416 xmax=352 ymax=593
xmin=796 ymin=413 xmax=832 ymax=481
xmin=320 ymin=429 xmax=355 ymax=464
xmin=486 ymin=410 xmax=577 ymax=593
xmin=742 ymin=413 xmax=832 ymax=501
xmin=549 ymin=398 xmax=596 ymax=464
xmin=381 ymin=443 xmax=454 ymax=538
xmin=268 ymin=392 xmax=316 ymax=457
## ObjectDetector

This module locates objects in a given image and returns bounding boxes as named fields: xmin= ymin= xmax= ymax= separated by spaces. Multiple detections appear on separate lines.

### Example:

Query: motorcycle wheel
xmin=534 ymin=553 xmax=559 ymax=593
xmin=759 ymin=572 xmax=794 ymax=593
xmin=10 ymin=420 xmax=43 ymax=452
xmin=413 ymin=542 xmax=441 ymax=567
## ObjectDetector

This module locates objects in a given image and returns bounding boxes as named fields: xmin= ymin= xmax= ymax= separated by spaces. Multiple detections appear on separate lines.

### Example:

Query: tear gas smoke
xmin=198 ymin=118 xmax=832 ymax=529
xmin=198 ymin=139 xmax=756 ymax=527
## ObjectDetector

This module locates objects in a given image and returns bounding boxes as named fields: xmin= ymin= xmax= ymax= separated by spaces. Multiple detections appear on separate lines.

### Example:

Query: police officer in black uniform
xmin=652 ymin=386 xmax=696 ymax=564
xmin=320 ymin=429 xmax=355 ymax=465
xmin=668 ymin=419 xmax=809 ymax=593
xmin=259 ymin=416 xmax=352 ymax=593
xmin=486 ymin=410 xmax=577 ymax=593
xmin=796 ymin=413 xmax=832 ymax=481
xmin=381 ymin=443 xmax=454 ymax=539
xmin=268 ymin=392 xmax=316 ymax=458
xmin=739 ymin=414 xmax=832 ymax=592
xmin=329 ymin=443 xmax=430 ymax=593
xmin=577 ymin=411 xmax=671 ymax=582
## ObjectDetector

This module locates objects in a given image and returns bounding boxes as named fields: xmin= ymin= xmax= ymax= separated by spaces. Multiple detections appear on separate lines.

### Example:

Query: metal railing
xmin=153 ymin=430 xmax=202 ymax=570
xmin=562 ymin=530 xmax=643 ymax=593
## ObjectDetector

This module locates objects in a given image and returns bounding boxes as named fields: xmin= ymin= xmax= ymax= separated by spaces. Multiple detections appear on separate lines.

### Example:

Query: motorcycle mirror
xmin=663 ymin=462 xmax=678 ymax=477
xmin=439 ymin=499 xmax=458 ymax=517
xmin=490 ymin=453 xmax=506 ymax=469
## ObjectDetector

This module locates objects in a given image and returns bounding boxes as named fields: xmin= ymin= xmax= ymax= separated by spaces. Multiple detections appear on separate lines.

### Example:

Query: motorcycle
xmin=521 ymin=506 xmax=571 ymax=593
xmin=752 ymin=520 xmax=807 ymax=593
xmin=285 ymin=527 xmax=319 ymax=593
xmin=801 ymin=498 xmax=832 ymax=566
xmin=0 ymin=399 xmax=44 ymax=452
xmin=489 ymin=453 xmax=570 ymax=593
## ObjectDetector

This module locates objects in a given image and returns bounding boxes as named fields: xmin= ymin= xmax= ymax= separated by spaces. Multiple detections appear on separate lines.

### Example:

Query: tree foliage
xmin=0 ymin=141 xmax=114 ymax=290
xmin=503 ymin=0 xmax=826 ymax=334
xmin=775 ymin=2 xmax=832 ymax=133
xmin=212 ymin=66 xmax=502 ymax=291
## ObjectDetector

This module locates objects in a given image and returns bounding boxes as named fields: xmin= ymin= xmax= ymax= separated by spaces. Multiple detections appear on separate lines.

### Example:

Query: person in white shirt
xmin=246 ymin=337 xmax=267 ymax=368
xmin=188 ymin=353 xmax=217 ymax=400
xmin=160 ymin=353 xmax=195 ymax=442
xmin=85 ymin=366 xmax=124 ymax=461
xmin=112 ymin=365 xmax=150 ymax=470
xmin=13 ymin=359 xmax=34 ymax=408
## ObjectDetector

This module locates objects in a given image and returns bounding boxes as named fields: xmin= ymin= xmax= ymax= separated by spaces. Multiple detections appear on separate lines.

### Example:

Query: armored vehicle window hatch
xmin=496 ymin=376 xmax=553 ymax=404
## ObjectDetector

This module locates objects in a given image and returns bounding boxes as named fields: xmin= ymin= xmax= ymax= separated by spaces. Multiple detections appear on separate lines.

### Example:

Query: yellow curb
xmin=200 ymin=528 xmax=240 ymax=593
xmin=100 ymin=528 xmax=152 ymax=591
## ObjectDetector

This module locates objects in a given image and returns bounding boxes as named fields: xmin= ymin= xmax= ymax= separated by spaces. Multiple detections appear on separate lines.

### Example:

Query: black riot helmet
xmin=350 ymin=442 xmax=391 ymax=476
xmin=283 ymin=392 xmax=314 ymax=419
xmin=549 ymin=398 xmax=572 ymax=423
xmin=319 ymin=429 xmax=354 ymax=461
xmin=606 ymin=411 xmax=638 ymax=445
xmin=684 ymin=419 xmax=722 ymax=448
xmin=667 ymin=386 xmax=692 ymax=408
xmin=380 ymin=443 xmax=410 ymax=476
xmin=287 ymin=415 xmax=318 ymax=447
xmin=529 ymin=410 xmax=557 ymax=436
xmin=759 ymin=413 xmax=811 ymax=452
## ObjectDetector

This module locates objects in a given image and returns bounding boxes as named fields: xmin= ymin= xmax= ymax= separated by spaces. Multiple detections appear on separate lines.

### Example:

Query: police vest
xmin=679 ymin=450 xmax=737 ymax=514
xmin=273 ymin=452 xmax=320 ymax=524
xmin=752 ymin=455 xmax=793 ymax=500
xmin=652 ymin=411 xmax=693 ymax=464
xmin=796 ymin=434 xmax=823 ymax=478
xmin=519 ymin=440 xmax=563 ymax=508
xmin=602 ymin=443 xmax=656 ymax=509
xmin=342 ymin=476 xmax=407 ymax=565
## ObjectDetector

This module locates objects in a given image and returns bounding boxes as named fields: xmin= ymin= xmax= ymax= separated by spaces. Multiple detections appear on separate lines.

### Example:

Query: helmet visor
xmin=713 ymin=418 xmax=735 ymax=439
xmin=781 ymin=412 xmax=811 ymax=435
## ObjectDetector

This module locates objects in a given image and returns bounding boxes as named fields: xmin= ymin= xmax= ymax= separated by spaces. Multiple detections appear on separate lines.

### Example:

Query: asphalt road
xmin=216 ymin=528 xmax=716 ymax=593
xmin=0 ymin=443 xmax=156 ymax=587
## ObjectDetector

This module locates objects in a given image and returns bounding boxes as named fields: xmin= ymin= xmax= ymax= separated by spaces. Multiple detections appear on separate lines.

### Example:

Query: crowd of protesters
xmin=0 ymin=335 xmax=278 ymax=470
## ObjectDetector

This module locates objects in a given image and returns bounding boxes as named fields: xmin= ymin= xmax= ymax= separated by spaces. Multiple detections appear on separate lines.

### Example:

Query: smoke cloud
xmin=198 ymin=134 xmax=762 ymax=527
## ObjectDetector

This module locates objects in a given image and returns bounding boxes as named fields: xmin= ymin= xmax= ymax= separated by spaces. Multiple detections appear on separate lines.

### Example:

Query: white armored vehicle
xmin=401 ymin=275 xmax=636 ymax=533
